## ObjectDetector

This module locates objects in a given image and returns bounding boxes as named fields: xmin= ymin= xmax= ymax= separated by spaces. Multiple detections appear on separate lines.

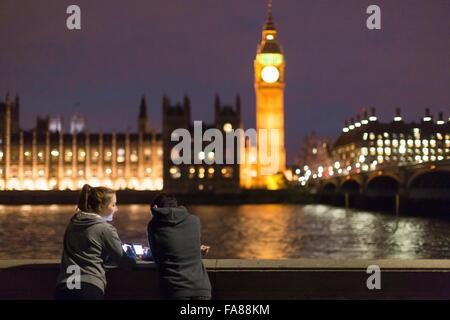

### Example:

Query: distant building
xmin=162 ymin=94 xmax=242 ymax=193
xmin=70 ymin=115 xmax=86 ymax=134
xmin=0 ymin=2 xmax=287 ymax=192
xmin=296 ymin=108 xmax=450 ymax=184
xmin=0 ymin=93 xmax=20 ymax=139
xmin=0 ymin=93 xmax=163 ymax=190
xmin=252 ymin=1 xmax=287 ymax=188
xmin=295 ymin=133 xmax=332 ymax=172
xmin=49 ymin=116 xmax=63 ymax=133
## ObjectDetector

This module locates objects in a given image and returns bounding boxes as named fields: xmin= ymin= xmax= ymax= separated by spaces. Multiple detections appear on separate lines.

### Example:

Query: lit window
xmin=65 ymin=150 xmax=73 ymax=162
xmin=188 ymin=167 xmax=195 ymax=179
xmin=51 ymin=150 xmax=59 ymax=157
xmin=221 ymin=167 xmax=233 ymax=178
xmin=105 ymin=150 xmax=112 ymax=161
xmin=170 ymin=166 xmax=181 ymax=179
xmin=198 ymin=167 xmax=205 ymax=179
xmin=130 ymin=153 xmax=138 ymax=162
xmin=78 ymin=150 xmax=86 ymax=161
xmin=223 ymin=123 xmax=233 ymax=133
xmin=117 ymin=148 xmax=125 ymax=163
xmin=92 ymin=150 xmax=99 ymax=162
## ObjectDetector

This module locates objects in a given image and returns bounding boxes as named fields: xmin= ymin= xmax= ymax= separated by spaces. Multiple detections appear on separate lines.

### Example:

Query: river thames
xmin=0 ymin=204 xmax=449 ymax=260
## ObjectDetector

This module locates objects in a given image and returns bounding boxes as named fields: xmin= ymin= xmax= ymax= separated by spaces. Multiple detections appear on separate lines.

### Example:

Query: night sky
xmin=0 ymin=0 xmax=449 ymax=163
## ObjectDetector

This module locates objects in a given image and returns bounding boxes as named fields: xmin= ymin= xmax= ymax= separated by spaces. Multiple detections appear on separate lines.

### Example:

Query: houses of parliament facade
xmin=0 ymin=92 xmax=243 ymax=192
xmin=0 ymin=93 xmax=165 ymax=191
xmin=0 ymin=2 xmax=287 ymax=192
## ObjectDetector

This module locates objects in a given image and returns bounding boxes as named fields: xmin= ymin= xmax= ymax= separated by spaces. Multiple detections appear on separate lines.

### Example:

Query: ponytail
xmin=77 ymin=184 xmax=115 ymax=213
xmin=78 ymin=184 xmax=91 ymax=212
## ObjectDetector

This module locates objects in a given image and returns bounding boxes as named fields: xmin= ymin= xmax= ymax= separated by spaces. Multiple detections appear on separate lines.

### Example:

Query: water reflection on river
xmin=0 ymin=204 xmax=449 ymax=259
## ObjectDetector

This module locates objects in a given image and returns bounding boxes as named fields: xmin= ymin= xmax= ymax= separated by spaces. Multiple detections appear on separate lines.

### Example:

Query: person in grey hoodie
xmin=55 ymin=184 xmax=136 ymax=300
xmin=148 ymin=193 xmax=212 ymax=300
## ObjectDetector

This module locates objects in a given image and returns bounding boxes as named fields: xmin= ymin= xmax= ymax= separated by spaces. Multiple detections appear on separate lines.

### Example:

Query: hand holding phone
xmin=200 ymin=244 xmax=210 ymax=256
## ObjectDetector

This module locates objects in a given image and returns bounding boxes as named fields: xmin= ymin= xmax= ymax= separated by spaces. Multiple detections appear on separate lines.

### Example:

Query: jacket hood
xmin=70 ymin=211 xmax=105 ymax=228
xmin=151 ymin=206 xmax=190 ymax=225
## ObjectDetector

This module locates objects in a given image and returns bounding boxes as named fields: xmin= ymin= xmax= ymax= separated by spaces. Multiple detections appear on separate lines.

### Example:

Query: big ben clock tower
xmin=254 ymin=0 xmax=286 ymax=188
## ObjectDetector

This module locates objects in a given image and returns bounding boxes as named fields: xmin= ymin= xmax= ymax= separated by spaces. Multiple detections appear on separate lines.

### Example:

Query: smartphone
xmin=122 ymin=244 xmax=132 ymax=252
xmin=132 ymin=244 xmax=144 ymax=256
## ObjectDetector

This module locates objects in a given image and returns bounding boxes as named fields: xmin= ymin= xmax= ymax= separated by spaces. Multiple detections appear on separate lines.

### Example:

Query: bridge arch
xmin=366 ymin=175 xmax=399 ymax=197
xmin=340 ymin=179 xmax=361 ymax=194
xmin=407 ymin=168 xmax=450 ymax=189
xmin=321 ymin=182 xmax=337 ymax=193
xmin=408 ymin=170 xmax=450 ymax=199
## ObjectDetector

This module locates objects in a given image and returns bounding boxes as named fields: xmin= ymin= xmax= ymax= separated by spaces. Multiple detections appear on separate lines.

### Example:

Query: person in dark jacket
xmin=55 ymin=184 xmax=136 ymax=300
xmin=148 ymin=193 xmax=212 ymax=300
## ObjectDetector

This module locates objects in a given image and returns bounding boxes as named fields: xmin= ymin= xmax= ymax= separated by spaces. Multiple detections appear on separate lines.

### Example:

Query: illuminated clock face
xmin=261 ymin=65 xmax=280 ymax=83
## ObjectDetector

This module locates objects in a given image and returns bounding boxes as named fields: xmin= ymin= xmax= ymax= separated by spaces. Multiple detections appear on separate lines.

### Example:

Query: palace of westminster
xmin=0 ymin=3 xmax=288 ymax=192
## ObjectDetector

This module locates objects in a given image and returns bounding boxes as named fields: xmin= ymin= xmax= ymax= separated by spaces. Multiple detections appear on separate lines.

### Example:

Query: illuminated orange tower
xmin=254 ymin=0 xmax=286 ymax=188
